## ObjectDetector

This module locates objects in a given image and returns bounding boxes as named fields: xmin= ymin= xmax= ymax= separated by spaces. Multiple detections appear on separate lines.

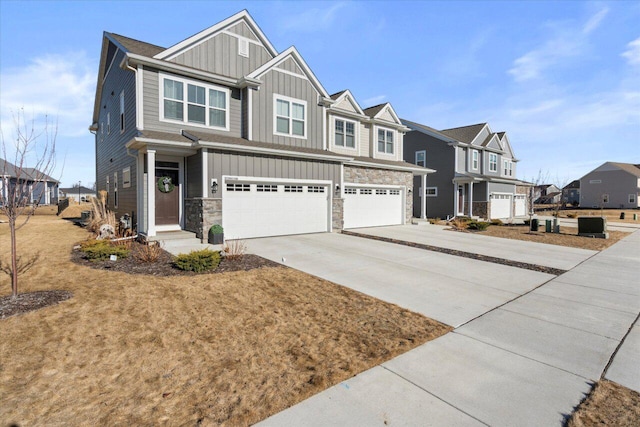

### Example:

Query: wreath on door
xmin=157 ymin=176 xmax=175 ymax=193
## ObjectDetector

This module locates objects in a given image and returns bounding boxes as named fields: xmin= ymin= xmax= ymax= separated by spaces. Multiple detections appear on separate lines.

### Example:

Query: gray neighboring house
xmin=580 ymin=162 xmax=640 ymax=209
xmin=533 ymin=184 xmax=561 ymax=204
xmin=1 ymin=158 xmax=59 ymax=206
xmin=59 ymin=186 xmax=97 ymax=202
xmin=402 ymin=120 xmax=530 ymax=220
xmin=90 ymin=10 xmax=432 ymax=239
xmin=562 ymin=180 xmax=580 ymax=206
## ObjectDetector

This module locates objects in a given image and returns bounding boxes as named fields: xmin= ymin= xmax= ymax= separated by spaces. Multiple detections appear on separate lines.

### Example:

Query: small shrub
xmin=467 ymin=221 xmax=490 ymax=231
xmin=490 ymin=219 xmax=503 ymax=226
xmin=223 ymin=239 xmax=247 ymax=261
xmin=449 ymin=218 xmax=469 ymax=230
xmin=174 ymin=249 xmax=221 ymax=272
xmin=210 ymin=224 xmax=224 ymax=234
xmin=80 ymin=240 xmax=130 ymax=261
xmin=134 ymin=241 xmax=163 ymax=263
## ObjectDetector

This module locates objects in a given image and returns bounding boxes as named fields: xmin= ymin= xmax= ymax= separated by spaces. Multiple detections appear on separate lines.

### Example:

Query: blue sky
xmin=1 ymin=0 xmax=638 ymax=187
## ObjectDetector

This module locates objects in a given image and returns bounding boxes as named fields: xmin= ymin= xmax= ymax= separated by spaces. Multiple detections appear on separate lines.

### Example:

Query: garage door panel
xmin=514 ymin=195 xmax=526 ymax=216
xmin=490 ymin=194 xmax=512 ymax=219
xmin=344 ymin=187 xmax=403 ymax=229
xmin=224 ymin=182 xmax=329 ymax=239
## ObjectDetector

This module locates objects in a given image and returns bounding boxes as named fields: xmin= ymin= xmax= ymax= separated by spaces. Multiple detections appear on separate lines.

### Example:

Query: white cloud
xmin=280 ymin=2 xmax=348 ymax=32
xmin=362 ymin=94 xmax=386 ymax=106
xmin=622 ymin=37 xmax=640 ymax=66
xmin=0 ymin=52 xmax=95 ymax=138
xmin=508 ymin=8 xmax=608 ymax=82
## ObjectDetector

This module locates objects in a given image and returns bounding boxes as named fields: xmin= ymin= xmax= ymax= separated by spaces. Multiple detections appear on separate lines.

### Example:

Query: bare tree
xmin=526 ymin=169 xmax=548 ymax=230
xmin=1 ymin=110 xmax=57 ymax=299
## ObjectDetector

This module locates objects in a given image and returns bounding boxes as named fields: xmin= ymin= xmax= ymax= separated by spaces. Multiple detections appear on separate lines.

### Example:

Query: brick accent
xmin=344 ymin=165 xmax=414 ymax=223
xmin=184 ymin=198 xmax=222 ymax=239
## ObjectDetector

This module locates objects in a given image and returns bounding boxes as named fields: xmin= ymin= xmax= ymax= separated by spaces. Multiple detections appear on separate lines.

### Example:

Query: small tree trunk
xmin=10 ymin=218 xmax=18 ymax=299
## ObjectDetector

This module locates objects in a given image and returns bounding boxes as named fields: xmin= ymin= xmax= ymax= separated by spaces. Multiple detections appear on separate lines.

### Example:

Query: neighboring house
xmin=533 ymin=184 xmax=561 ymax=204
xmin=402 ymin=120 xmax=529 ymax=220
xmin=580 ymin=162 xmax=640 ymax=209
xmin=0 ymin=158 xmax=59 ymax=206
xmin=562 ymin=180 xmax=580 ymax=206
xmin=59 ymin=186 xmax=97 ymax=202
xmin=90 ymin=10 xmax=432 ymax=239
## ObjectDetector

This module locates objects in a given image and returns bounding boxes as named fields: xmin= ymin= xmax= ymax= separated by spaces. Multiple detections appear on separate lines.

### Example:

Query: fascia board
xmin=332 ymin=90 xmax=365 ymax=115
xmin=198 ymin=141 xmax=351 ymax=163
xmin=348 ymin=160 xmax=435 ymax=174
xmin=154 ymin=10 xmax=277 ymax=60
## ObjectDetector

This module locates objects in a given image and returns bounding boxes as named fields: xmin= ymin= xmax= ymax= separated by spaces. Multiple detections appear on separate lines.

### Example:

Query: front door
xmin=155 ymin=162 xmax=180 ymax=225
xmin=457 ymin=185 xmax=465 ymax=215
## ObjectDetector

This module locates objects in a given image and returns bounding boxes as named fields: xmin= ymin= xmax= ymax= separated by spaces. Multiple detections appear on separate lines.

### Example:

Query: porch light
xmin=211 ymin=179 xmax=218 ymax=194
xmin=335 ymin=184 xmax=340 ymax=194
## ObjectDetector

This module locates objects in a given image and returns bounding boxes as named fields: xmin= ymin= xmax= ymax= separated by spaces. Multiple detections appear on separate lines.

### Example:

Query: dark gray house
xmin=402 ymin=120 xmax=529 ymax=220
xmin=1 ymin=158 xmax=59 ymax=206
xmin=90 ymin=10 xmax=432 ymax=239
xmin=562 ymin=180 xmax=580 ymax=206
xmin=580 ymin=162 xmax=640 ymax=209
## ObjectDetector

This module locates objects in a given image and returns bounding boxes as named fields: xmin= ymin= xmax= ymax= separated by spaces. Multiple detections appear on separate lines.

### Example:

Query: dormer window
xmin=377 ymin=127 xmax=394 ymax=154
xmin=160 ymin=73 xmax=229 ymax=130
xmin=335 ymin=119 xmax=355 ymax=148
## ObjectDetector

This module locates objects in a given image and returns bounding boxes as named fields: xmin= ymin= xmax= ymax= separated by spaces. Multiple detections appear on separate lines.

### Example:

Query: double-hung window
xmin=415 ymin=150 xmax=426 ymax=167
xmin=489 ymin=153 xmax=498 ymax=172
xmin=161 ymin=74 xmax=228 ymax=129
xmin=377 ymin=128 xmax=394 ymax=154
xmin=275 ymin=96 xmax=306 ymax=138
xmin=119 ymin=91 xmax=125 ymax=132
xmin=335 ymin=119 xmax=355 ymax=148
xmin=472 ymin=150 xmax=479 ymax=170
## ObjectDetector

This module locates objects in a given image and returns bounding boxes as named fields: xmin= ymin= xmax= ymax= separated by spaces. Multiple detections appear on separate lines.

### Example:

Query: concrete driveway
xmin=246 ymin=232 xmax=556 ymax=328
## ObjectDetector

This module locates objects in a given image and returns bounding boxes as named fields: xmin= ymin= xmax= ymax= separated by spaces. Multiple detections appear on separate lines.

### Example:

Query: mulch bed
xmin=0 ymin=290 xmax=73 ymax=320
xmin=70 ymin=241 xmax=281 ymax=276
xmin=341 ymin=230 xmax=567 ymax=276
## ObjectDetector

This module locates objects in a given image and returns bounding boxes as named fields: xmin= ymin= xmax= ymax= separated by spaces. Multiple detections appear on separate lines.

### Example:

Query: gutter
xmin=348 ymin=159 xmax=435 ymax=174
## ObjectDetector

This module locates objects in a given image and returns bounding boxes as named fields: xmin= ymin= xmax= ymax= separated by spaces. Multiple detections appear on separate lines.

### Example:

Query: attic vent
xmin=238 ymin=38 xmax=249 ymax=58
xmin=181 ymin=130 xmax=200 ymax=142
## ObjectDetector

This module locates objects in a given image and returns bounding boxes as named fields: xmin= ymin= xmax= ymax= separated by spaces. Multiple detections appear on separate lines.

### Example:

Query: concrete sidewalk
xmin=351 ymin=224 xmax=596 ymax=271
xmin=256 ymin=230 xmax=640 ymax=426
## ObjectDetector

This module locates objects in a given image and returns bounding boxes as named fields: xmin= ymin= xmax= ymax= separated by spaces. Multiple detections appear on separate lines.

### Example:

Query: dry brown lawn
xmin=0 ymin=214 xmax=450 ymax=426
xmin=568 ymin=380 xmax=640 ymax=426
xmin=479 ymin=225 xmax=628 ymax=251
xmin=555 ymin=208 xmax=640 ymax=224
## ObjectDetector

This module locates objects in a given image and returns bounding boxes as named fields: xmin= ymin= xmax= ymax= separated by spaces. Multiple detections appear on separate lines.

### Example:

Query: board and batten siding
xmin=96 ymin=47 xmax=138 ymax=221
xmin=251 ymin=67 xmax=323 ymax=148
xmin=142 ymin=67 xmax=242 ymax=138
xmin=169 ymin=31 xmax=272 ymax=79
xmin=186 ymin=151 xmax=203 ymax=198
xmin=489 ymin=182 xmax=516 ymax=194
xmin=206 ymin=150 xmax=340 ymax=187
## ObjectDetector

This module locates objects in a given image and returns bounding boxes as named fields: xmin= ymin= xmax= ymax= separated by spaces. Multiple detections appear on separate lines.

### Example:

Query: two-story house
xmin=402 ymin=120 xmax=529 ymax=220
xmin=90 ymin=10 xmax=432 ymax=240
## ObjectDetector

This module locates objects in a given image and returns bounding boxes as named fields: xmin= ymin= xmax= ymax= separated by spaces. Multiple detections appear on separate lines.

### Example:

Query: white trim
xmin=344 ymin=182 xmax=403 ymax=190
xmin=237 ymin=37 xmax=249 ymax=58
xmin=146 ymin=150 xmax=156 ymax=236
xmin=488 ymin=153 xmax=498 ymax=172
xmin=122 ymin=167 xmax=131 ymax=188
xmin=202 ymin=148 xmax=208 ymax=198
xmin=332 ymin=116 xmax=358 ymax=151
xmin=248 ymin=88 xmax=253 ymax=140
xmin=272 ymin=67 xmax=308 ymax=80
xmin=113 ymin=171 xmax=118 ymax=208
xmin=103 ymin=47 xmax=119 ymax=82
xmin=155 ymin=11 xmax=278 ymax=60
xmin=273 ymin=94 xmax=307 ymax=140
xmin=415 ymin=150 xmax=426 ymax=167
xmin=425 ymin=186 xmax=438 ymax=197
xmin=322 ymin=104 xmax=327 ymax=151
xmin=107 ymin=112 xmax=111 ymax=134
xmin=119 ymin=90 xmax=125 ymax=134
xmin=137 ymin=152 xmax=145 ymax=233
xmin=158 ymin=72 xmax=230 ymax=132
xmin=330 ymin=90 xmax=365 ymax=116
xmin=374 ymin=125 xmax=397 ymax=157
xmin=421 ymin=174 xmax=427 ymax=219
xmin=471 ymin=149 xmax=479 ymax=171
xmin=347 ymin=159 xmax=434 ymax=174
xmin=136 ymin=65 xmax=144 ymax=130
xmin=221 ymin=29 xmax=263 ymax=47
xmin=155 ymin=155 xmax=185 ymax=230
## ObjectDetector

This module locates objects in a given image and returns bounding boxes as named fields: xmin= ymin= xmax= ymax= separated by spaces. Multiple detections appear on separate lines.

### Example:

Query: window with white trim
xmin=489 ymin=153 xmax=498 ymax=172
xmin=334 ymin=118 xmax=355 ymax=148
xmin=602 ymin=194 xmax=609 ymax=204
xmin=377 ymin=128 xmax=394 ymax=154
xmin=122 ymin=167 xmax=131 ymax=188
xmin=107 ymin=112 xmax=111 ymax=134
xmin=275 ymin=96 xmax=306 ymax=138
xmin=415 ymin=150 xmax=426 ymax=167
xmin=630 ymin=194 xmax=636 ymax=204
xmin=425 ymin=187 xmax=437 ymax=197
xmin=472 ymin=150 xmax=479 ymax=170
xmin=113 ymin=172 xmax=118 ymax=208
xmin=161 ymin=74 xmax=229 ymax=129
xmin=119 ymin=91 xmax=125 ymax=133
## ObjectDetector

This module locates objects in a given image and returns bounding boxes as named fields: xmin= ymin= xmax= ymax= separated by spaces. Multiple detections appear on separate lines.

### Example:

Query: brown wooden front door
xmin=155 ymin=163 xmax=180 ymax=225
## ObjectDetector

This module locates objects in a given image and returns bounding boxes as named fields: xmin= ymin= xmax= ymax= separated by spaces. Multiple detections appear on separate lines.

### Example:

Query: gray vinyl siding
xmin=142 ymin=67 xmax=242 ymax=138
xmin=404 ymin=130 xmax=455 ymax=219
xmin=206 ymin=150 xmax=340 ymax=187
xmin=456 ymin=147 xmax=467 ymax=172
xmin=489 ymin=182 xmax=516 ymax=194
xmin=250 ymin=68 xmax=323 ymax=148
xmin=241 ymin=88 xmax=248 ymax=138
xmin=186 ymin=151 xmax=203 ymax=198
xmin=169 ymin=32 xmax=272 ymax=78
xmin=227 ymin=21 xmax=259 ymax=41
xmin=473 ymin=181 xmax=488 ymax=201
xmin=277 ymin=58 xmax=303 ymax=74
xmin=95 ymin=48 xmax=138 ymax=222
xmin=484 ymin=152 xmax=501 ymax=177
xmin=580 ymin=169 xmax=640 ymax=208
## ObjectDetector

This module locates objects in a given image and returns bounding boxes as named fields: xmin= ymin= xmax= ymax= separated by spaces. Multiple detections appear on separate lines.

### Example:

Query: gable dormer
xmin=153 ymin=10 xmax=277 ymax=78
xmin=363 ymin=103 xmax=409 ymax=162
xmin=326 ymin=90 xmax=368 ymax=156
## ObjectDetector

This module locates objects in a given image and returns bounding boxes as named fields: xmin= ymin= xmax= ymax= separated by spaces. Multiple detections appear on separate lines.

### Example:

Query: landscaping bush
xmin=467 ymin=220 xmax=490 ymax=231
xmin=80 ymin=240 xmax=130 ymax=261
xmin=134 ymin=241 xmax=163 ymax=263
xmin=449 ymin=218 xmax=469 ymax=230
xmin=490 ymin=219 xmax=503 ymax=226
xmin=209 ymin=224 xmax=224 ymax=234
xmin=174 ymin=249 xmax=221 ymax=273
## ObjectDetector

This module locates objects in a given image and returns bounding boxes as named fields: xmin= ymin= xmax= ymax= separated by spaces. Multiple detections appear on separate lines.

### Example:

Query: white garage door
xmin=343 ymin=186 xmax=404 ymax=229
xmin=514 ymin=195 xmax=526 ymax=216
xmin=490 ymin=194 xmax=512 ymax=219
xmin=223 ymin=179 xmax=330 ymax=239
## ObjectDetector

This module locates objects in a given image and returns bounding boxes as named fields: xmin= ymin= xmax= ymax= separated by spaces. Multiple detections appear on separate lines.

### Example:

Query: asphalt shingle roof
xmin=610 ymin=162 xmax=640 ymax=177
xmin=440 ymin=123 xmax=487 ymax=144
xmin=329 ymin=90 xmax=346 ymax=100
xmin=109 ymin=33 xmax=165 ymax=57
xmin=362 ymin=103 xmax=387 ymax=118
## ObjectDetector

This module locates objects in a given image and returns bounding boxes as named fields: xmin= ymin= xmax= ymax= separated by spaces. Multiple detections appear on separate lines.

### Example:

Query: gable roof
xmin=328 ymin=89 xmax=365 ymax=116
xmin=440 ymin=123 xmax=487 ymax=144
xmin=1 ymin=158 xmax=58 ymax=182
xmin=401 ymin=119 xmax=459 ymax=142
xmin=611 ymin=162 xmax=640 ymax=177
xmin=247 ymin=46 xmax=329 ymax=98
xmin=60 ymin=186 xmax=96 ymax=194
xmin=109 ymin=33 xmax=164 ymax=57
xmin=363 ymin=102 xmax=401 ymax=124
xmin=153 ymin=10 xmax=277 ymax=60
xmin=563 ymin=180 xmax=580 ymax=189
xmin=363 ymin=103 xmax=386 ymax=117
xmin=330 ymin=90 xmax=346 ymax=100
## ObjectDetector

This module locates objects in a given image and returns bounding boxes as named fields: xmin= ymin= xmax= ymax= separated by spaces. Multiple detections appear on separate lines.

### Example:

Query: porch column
xmin=147 ymin=149 xmax=156 ymax=237
xmin=468 ymin=182 xmax=474 ymax=217
xmin=137 ymin=151 xmax=145 ymax=233
xmin=421 ymin=174 xmax=427 ymax=219
xmin=453 ymin=182 xmax=458 ymax=217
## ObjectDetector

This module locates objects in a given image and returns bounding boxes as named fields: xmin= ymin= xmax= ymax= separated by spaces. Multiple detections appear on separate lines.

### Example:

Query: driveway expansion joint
xmin=341 ymin=230 xmax=567 ymax=275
